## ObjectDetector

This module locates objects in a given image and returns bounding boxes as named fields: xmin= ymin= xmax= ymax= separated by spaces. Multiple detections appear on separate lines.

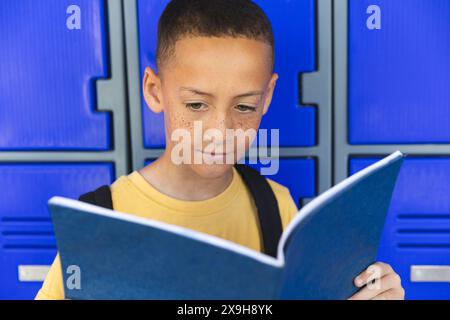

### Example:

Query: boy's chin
xmin=189 ymin=163 xmax=235 ymax=180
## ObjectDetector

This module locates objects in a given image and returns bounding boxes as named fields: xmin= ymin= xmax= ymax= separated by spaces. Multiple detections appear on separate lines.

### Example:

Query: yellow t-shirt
xmin=35 ymin=167 xmax=298 ymax=300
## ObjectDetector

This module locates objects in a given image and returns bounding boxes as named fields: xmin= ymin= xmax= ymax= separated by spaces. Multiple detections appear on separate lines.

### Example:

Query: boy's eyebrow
xmin=179 ymin=87 xmax=264 ymax=99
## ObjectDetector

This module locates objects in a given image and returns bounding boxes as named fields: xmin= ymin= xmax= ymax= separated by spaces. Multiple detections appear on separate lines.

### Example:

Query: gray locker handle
xmin=18 ymin=265 xmax=51 ymax=282
xmin=410 ymin=265 xmax=450 ymax=283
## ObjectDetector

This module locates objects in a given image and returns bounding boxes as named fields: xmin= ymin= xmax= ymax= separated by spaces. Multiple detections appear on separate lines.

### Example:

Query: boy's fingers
xmin=348 ymin=285 xmax=375 ymax=300
xmin=371 ymin=288 xmax=405 ymax=300
xmin=354 ymin=262 xmax=393 ymax=287
xmin=349 ymin=272 xmax=401 ymax=300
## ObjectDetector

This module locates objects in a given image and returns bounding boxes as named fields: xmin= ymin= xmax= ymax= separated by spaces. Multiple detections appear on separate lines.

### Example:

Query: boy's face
xmin=143 ymin=36 xmax=278 ymax=179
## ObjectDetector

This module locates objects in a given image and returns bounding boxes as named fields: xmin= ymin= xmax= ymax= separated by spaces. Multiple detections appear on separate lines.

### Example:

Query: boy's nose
xmin=207 ymin=111 xmax=232 ymax=133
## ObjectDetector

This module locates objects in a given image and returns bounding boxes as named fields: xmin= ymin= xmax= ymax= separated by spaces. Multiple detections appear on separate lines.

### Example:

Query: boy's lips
xmin=194 ymin=149 xmax=234 ymax=162
xmin=195 ymin=149 xmax=231 ymax=155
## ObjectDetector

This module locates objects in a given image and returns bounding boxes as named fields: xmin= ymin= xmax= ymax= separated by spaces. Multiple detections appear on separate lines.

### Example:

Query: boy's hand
xmin=348 ymin=262 xmax=405 ymax=300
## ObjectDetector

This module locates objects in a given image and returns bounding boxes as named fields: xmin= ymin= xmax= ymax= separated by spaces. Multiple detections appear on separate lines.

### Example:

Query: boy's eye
xmin=235 ymin=104 xmax=257 ymax=113
xmin=186 ymin=102 xmax=207 ymax=111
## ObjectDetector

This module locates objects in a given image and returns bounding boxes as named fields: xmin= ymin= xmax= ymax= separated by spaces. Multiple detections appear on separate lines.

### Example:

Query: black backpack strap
xmin=78 ymin=185 xmax=113 ymax=210
xmin=234 ymin=164 xmax=282 ymax=258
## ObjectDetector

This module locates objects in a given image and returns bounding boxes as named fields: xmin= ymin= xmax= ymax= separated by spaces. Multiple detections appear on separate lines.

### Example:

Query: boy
xmin=36 ymin=0 xmax=404 ymax=300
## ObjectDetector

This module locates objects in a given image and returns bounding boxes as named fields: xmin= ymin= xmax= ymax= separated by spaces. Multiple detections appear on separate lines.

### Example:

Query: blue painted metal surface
xmin=0 ymin=163 xmax=114 ymax=299
xmin=0 ymin=0 xmax=111 ymax=150
xmin=348 ymin=0 xmax=450 ymax=144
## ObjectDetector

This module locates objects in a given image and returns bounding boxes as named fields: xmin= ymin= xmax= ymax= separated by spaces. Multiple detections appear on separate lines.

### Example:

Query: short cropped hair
xmin=156 ymin=0 xmax=274 ymax=71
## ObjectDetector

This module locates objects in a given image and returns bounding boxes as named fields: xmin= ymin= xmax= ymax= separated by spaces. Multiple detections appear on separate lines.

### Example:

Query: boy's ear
xmin=143 ymin=66 xmax=164 ymax=113
xmin=262 ymin=73 xmax=278 ymax=115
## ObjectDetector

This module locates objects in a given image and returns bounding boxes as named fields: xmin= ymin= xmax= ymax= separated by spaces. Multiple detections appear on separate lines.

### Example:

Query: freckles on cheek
xmin=233 ymin=119 xmax=261 ymax=150
xmin=176 ymin=114 xmax=187 ymax=128
xmin=236 ymin=118 xmax=261 ymax=132
xmin=182 ymin=118 xmax=194 ymax=131
xmin=168 ymin=112 xmax=194 ymax=131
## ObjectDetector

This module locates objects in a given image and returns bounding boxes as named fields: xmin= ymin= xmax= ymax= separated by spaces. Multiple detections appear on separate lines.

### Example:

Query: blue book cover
xmin=49 ymin=151 xmax=404 ymax=300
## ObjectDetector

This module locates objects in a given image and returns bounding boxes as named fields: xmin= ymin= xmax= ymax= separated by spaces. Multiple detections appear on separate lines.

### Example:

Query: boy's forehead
xmin=162 ymin=36 xmax=273 ymax=85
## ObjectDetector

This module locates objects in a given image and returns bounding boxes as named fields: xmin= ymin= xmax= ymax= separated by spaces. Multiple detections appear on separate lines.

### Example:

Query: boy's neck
xmin=137 ymin=151 xmax=234 ymax=201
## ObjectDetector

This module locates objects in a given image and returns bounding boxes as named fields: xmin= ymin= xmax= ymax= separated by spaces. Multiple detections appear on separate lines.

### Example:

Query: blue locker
xmin=247 ymin=158 xmax=316 ymax=208
xmin=350 ymin=158 xmax=450 ymax=300
xmin=348 ymin=0 xmax=450 ymax=144
xmin=0 ymin=0 xmax=111 ymax=150
xmin=144 ymin=158 xmax=316 ymax=208
xmin=0 ymin=163 xmax=114 ymax=299
xmin=253 ymin=0 xmax=316 ymax=147
xmin=137 ymin=0 xmax=168 ymax=148
xmin=137 ymin=0 xmax=316 ymax=148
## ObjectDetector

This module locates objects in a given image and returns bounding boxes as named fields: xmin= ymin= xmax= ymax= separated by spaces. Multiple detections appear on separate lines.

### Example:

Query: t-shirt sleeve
xmin=35 ymin=253 xmax=65 ymax=300
xmin=267 ymin=179 xmax=299 ymax=231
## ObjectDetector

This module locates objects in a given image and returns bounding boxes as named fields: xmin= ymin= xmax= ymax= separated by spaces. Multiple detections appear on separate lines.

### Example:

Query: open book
xmin=49 ymin=151 xmax=404 ymax=300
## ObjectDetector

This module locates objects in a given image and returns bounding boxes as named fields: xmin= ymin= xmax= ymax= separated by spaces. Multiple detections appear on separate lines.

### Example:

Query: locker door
xmin=254 ymin=0 xmax=316 ymax=147
xmin=0 ymin=163 xmax=114 ymax=299
xmin=136 ymin=0 xmax=168 ymax=148
xmin=0 ymin=0 xmax=111 ymax=150
xmin=136 ymin=0 xmax=317 ymax=148
xmin=350 ymin=158 xmax=450 ymax=300
xmin=348 ymin=0 xmax=450 ymax=144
